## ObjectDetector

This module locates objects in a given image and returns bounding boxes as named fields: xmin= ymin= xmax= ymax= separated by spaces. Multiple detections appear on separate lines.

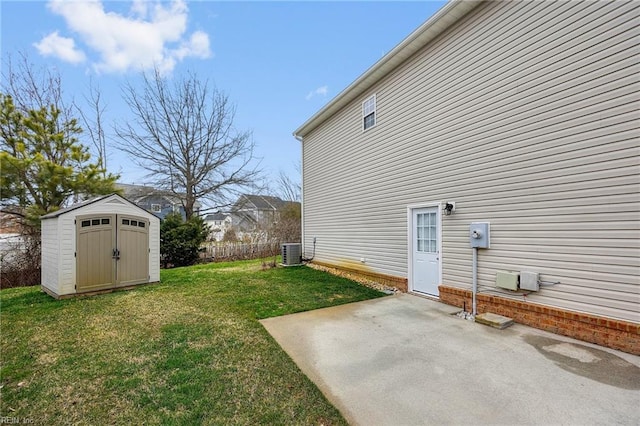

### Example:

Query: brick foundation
xmin=439 ymin=285 xmax=640 ymax=355
xmin=306 ymin=262 xmax=638 ymax=355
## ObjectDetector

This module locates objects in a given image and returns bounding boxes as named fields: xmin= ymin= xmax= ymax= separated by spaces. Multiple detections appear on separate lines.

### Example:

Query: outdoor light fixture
xmin=443 ymin=202 xmax=455 ymax=216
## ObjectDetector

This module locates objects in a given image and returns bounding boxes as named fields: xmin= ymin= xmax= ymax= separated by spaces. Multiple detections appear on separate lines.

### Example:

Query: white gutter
xmin=293 ymin=0 xmax=483 ymax=140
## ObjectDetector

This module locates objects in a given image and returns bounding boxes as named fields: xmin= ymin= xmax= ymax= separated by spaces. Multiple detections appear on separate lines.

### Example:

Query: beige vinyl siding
xmin=149 ymin=222 xmax=160 ymax=283
xmin=58 ymin=213 xmax=76 ymax=295
xmin=40 ymin=218 xmax=59 ymax=293
xmin=302 ymin=0 xmax=640 ymax=322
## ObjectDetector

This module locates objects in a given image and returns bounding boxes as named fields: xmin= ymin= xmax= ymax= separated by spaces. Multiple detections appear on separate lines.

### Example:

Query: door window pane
xmin=416 ymin=212 xmax=437 ymax=253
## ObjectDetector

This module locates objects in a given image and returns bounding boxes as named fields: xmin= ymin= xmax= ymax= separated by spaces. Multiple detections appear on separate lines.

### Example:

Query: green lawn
xmin=0 ymin=259 xmax=385 ymax=425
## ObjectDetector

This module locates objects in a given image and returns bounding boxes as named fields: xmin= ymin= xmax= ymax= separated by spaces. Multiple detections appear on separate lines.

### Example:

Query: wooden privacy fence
xmin=200 ymin=241 xmax=281 ymax=262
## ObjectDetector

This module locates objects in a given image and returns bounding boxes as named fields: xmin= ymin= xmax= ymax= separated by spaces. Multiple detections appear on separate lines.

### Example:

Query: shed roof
xmin=40 ymin=193 xmax=154 ymax=220
xmin=293 ymin=0 xmax=481 ymax=139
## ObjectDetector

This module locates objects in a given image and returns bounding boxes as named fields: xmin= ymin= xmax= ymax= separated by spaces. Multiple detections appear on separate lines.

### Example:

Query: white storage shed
xmin=41 ymin=193 xmax=161 ymax=298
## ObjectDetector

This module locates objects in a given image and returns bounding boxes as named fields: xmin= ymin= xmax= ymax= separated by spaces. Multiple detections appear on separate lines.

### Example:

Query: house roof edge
xmin=292 ymin=0 xmax=483 ymax=140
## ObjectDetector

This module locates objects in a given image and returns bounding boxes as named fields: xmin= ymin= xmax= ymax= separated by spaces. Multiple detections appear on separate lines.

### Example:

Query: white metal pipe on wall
xmin=472 ymin=246 xmax=478 ymax=316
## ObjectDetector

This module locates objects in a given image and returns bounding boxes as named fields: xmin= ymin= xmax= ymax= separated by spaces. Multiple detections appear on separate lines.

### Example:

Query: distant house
xmin=0 ymin=212 xmax=27 ymax=263
xmin=218 ymin=194 xmax=301 ymax=242
xmin=293 ymin=0 xmax=639 ymax=354
xmin=0 ymin=212 xmax=22 ymax=234
xmin=230 ymin=194 xmax=288 ymax=233
xmin=202 ymin=195 xmax=300 ymax=242
xmin=116 ymin=183 xmax=201 ymax=219
xmin=203 ymin=212 xmax=232 ymax=241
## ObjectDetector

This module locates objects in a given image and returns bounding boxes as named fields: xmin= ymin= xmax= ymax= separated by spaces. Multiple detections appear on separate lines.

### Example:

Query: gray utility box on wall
xmin=520 ymin=271 xmax=540 ymax=291
xmin=281 ymin=243 xmax=302 ymax=266
xmin=470 ymin=222 xmax=490 ymax=248
xmin=496 ymin=271 xmax=519 ymax=291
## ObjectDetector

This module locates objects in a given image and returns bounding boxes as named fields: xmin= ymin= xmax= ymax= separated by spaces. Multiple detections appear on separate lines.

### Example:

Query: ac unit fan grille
xmin=281 ymin=243 xmax=302 ymax=266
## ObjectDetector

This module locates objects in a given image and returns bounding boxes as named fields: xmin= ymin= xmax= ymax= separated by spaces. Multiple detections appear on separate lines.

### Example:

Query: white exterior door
xmin=412 ymin=207 xmax=440 ymax=296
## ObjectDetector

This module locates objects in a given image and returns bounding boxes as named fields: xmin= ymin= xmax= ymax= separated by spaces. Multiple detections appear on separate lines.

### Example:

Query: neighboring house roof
xmin=233 ymin=194 xmax=287 ymax=211
xmin=204 ymin=213 xmax=229 ymax=221
xmin=116 ymin=183 xmax=202 ymax=209
xmin=293 ymin=0 xmax=481 ymax=139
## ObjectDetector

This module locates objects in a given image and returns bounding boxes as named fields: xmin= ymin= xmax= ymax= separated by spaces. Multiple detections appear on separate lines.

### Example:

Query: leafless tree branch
xmin=76 ymin=78 xmax=108 ymax=175
xmin=275 ymin=166 xmax=301 ymax=202
xmin=1 ymin=51 xmax=76 ymax=146
xmin=114 ymin=69 xmax=261 ymax=219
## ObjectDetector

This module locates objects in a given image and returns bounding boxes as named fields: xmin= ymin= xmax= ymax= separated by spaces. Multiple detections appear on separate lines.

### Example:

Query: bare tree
xmin=77 ymin=78 xmax=108 ymax=175
xmin=1 ymin=52 xmax=75 ymax=138
xmin=115 ymin=69 xmax=260 ymax=219
xmin=270 ymin=201 xmax=301 ymax=243
xmin=267 ymin=164 xmax=301 ymax=243
xmin=269 ymin=164 xmax=301 ymax=242
xmin=275 ymin=166 xmax=301 ymax=202
xmin=3 ymin=53 xmax=111 ymax=180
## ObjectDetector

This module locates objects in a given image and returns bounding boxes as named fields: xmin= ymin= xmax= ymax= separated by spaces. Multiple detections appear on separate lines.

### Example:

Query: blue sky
xmin=1 ymin=0 xmax=445 ymax=198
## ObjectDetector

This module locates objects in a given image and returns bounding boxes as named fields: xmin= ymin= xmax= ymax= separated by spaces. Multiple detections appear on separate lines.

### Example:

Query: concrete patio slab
xmin=261 ymin=294 xmax=640 ymax=426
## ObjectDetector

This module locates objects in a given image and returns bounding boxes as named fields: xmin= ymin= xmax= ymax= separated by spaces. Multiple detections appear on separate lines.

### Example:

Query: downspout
xmin=294 ymin=134 xmax=305 ymax=258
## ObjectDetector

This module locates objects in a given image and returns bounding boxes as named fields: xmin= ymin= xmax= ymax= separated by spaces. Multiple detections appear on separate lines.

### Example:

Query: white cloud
xmin=33 ymin=31 xmax=86 ymax=64
xmin=129 ymin=0 xmax=148 ymax=18
xmin=306 ymin=85 xmax=328 ymax=101
xmin=37 ymin=0 xmax=211 ymax=74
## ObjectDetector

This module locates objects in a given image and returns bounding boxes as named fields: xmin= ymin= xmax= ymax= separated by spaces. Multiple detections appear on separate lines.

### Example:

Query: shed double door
xmin=76 ymin=214 xmax=149 ymax=292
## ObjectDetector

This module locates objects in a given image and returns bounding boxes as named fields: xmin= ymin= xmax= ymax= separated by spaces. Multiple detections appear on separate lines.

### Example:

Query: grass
xmin=0 ymin=259 xmax=385 ymax=425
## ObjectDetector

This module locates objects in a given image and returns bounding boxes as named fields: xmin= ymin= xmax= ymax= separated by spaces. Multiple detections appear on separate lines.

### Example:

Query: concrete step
xmin=475 ymin=312 xmax=514 ymax=329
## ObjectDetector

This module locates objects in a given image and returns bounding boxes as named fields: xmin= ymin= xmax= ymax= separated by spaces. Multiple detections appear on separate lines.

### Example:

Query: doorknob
xmin=112 ymin=248 xmax=120 ymax=260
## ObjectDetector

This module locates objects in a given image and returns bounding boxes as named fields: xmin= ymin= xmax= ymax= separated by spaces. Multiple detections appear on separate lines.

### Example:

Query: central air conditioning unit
xmin=281 ymin=243 xmax=302 ymax=266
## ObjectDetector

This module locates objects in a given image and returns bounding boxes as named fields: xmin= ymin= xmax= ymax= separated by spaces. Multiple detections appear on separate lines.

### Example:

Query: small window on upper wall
xmin=151 ymin=204 xmax=161 ymax=213
xmin=362 ymin=94 xmax=376 ymax=131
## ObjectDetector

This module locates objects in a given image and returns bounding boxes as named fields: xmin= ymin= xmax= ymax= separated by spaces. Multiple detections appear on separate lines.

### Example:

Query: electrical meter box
xmin=470 ymin=222 xmax=490 ymax=248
